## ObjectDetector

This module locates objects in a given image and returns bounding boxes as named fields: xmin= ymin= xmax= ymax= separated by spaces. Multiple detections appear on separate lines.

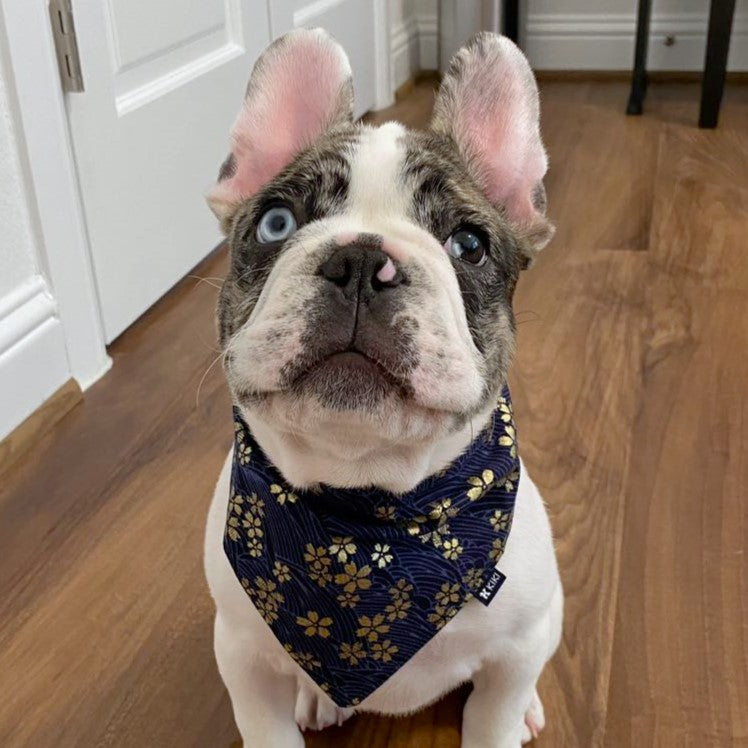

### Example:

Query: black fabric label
xmin=475 ymin=569 xmax=507 ymax=607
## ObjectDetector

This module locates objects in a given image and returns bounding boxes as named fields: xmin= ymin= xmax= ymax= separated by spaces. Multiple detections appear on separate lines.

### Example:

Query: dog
xmin=204 ymin=28 xmax=562 ymax=748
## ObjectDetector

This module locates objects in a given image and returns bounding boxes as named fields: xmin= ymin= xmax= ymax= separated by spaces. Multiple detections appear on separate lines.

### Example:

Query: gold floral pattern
xmin=371 ymin=639 xmax=399 ymax=662
xmin=490 ymin=509 xmax=512 ymax=532
xmin=335 ymin=563 xmax=372 ymax=593
xmin=304 ymin=544 xmax=332 ymax=587
xmin=498 ymin=424 xmax=517 ymax=458
xmin=225 ymin=493 xmax=244 ymax=542
xmin=404 ymin=496 xmax=460 ymax=549
xmin=242 ymin=576 xmax=284 ymax=624
xmin=270 ymin=483 xmax=298 ymax=505
xmin=467 ymin=469 xmax=496 ymax=501
xmin=228 ymin=492 xmax=244 ymax=516
xmin=234 ymin=422 xmax=253 ymax=465
xmin=246 ymin=536 xmax=263 ymax=558
xmin=242 ymin=512 xmax=263 ymax=539
xmin=428 ymin=497 xmax=458 ymax=521
xmin=355 ymin=613 xmax=390 ymax=642
xmin=272 ymin=561 xmax=291 ymax=583
xmin=284 ymin=643 xmax=321 ymax=669
xmin=375 ymin=505 xmax=396 ymax=521
xmin=442 ymin=537 xmax=463 ymax=560
xmin=371 ymin=543 xmax=393 ymax=568
xmin=328 ymin=536 xmax=357 ymax=562
xmin=497 ymin=395 xmax=513 ymax=423
xmin=385 ymin=579 xmax=414 ymax=621
xmin=419 ymin=515 xmax=451 ymax=547
xmin=225 ymin=514 xmax=241 ymax=542
xmin=296 ymin=610 xmax=333 ymax=638
xmin=489 ymin=536 xmax=506 ymax=562
xmin=427 ymin=605 xmax=458 ymax=630
xmin=226 ymin=491 xmax=267 ymax=553
xmin=389 ymin=579 xmax=413 ymax=601
xmin=502 ymin=469 xmax=520 ymax=493
xmin=227 ymin=492 xmax=266 ymax=544
xmin=248 ymin=493 xmax=265 ymax=517
xmin=385 ymin=596 xmax=411 ymax=622
xmin=236 ymin=441 xmax=252 ymax=465
xmin=435 ymin=582 xmax=462 ymax=607
xmin=462 ymin=568 xmax=485 ymax=591
xmin=339 ymin=641 xmax=366 ymax=666
xmin=337 ymin=591 xmax=361 ymax=609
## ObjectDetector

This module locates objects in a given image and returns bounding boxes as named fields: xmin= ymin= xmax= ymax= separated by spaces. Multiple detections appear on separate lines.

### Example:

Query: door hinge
xmin=49 ymin=0 xmax=84 ymax=93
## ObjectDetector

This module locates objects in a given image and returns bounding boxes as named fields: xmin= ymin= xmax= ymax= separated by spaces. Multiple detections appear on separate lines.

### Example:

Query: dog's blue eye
xmin=256 ymin=206 xmax=297 ymax=244
xmin=444 ymin=227 xmax=488 ymax=266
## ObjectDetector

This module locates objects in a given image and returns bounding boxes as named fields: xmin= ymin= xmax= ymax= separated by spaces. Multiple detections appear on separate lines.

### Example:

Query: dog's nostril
xmin=319 ymin=252 xmax=353 ymax=287
xmin=319 ymin=246 xmax=404 ymax=299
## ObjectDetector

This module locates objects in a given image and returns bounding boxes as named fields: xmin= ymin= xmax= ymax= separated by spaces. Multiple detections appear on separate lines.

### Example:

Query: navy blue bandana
xmin=224 ymin=389 xmax=519 ymax=707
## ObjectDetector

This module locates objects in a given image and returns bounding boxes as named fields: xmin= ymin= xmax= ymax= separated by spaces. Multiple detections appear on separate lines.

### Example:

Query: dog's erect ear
xmin=431 ymin=33 xmax=554 ymax=262
xmin=207 ymin=28 xmax=354 ymax=226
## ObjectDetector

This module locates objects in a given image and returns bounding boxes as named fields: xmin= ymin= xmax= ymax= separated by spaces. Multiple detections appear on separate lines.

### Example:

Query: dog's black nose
xmin=319 ymin=245 xmax=404 ymax=302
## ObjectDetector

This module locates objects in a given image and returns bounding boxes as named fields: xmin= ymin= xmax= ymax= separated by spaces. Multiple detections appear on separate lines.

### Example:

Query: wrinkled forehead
xmin=346 ymin=122 xmax=410 ymax=216
xmin=247 ymin=121 xmax=492 ymax=238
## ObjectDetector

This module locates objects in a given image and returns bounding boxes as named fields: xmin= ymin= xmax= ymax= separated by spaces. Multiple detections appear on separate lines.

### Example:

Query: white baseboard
xmin=0 ymin=276 xmax=71 ymax=441
xmin=526 ymin=12 xmax=748 ymax=71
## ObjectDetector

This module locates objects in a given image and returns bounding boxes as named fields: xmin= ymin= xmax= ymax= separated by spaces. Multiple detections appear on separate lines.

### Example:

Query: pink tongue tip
xmin=376 ymin=257 xmax=397 ymax=283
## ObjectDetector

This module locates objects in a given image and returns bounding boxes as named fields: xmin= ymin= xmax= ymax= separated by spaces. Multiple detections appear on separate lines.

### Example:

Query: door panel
xmin=68 ymin=1 xmax=271 ymax=340
xmin=268 ymin=0 xmax=377 ymax=118
xmin=107 ymin=0 xmax=226 ymax=71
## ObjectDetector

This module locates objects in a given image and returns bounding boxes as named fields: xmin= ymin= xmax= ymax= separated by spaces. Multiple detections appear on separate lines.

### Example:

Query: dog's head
xmin=209 ymin=29 xmax=553 ymax=489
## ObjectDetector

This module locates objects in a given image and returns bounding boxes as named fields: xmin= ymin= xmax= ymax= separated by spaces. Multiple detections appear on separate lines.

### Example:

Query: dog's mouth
xmin=286 ymin=346 xmax=413 ymax=409
xmin=293 ymin=347 xmax=406 ymax=388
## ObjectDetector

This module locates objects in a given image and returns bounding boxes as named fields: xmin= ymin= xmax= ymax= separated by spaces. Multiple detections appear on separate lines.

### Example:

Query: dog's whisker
xmin=196 ymin=351 xmax=227 ymax=408
xmin=236 ymin=265 xmax=271 ymax=284
xmin=515 ymin=309 xmax=541 ymax=325
xmin=188 ymin=274 xmax=223 ymax=290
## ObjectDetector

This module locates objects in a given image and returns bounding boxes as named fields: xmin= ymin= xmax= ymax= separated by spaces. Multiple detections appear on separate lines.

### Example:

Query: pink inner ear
xmin=448 ymin=39 xmax=546 ymax=226
xmin=209 ymin=32 xmax=350 ymax=212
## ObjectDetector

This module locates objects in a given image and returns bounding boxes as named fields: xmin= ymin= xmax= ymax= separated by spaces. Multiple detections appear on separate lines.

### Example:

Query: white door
xmin=268 ymin=0 xmax=378 ymax=119
xmin=67 ymin=1 xmax=272 ymax=341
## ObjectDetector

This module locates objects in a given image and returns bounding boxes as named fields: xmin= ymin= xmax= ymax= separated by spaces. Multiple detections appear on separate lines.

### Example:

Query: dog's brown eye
xmin=444 ymin=227 xmax=488 ymax=266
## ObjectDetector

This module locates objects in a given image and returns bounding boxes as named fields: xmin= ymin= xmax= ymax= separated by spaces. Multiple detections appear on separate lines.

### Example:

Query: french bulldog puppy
xmin=204 ymin=28 xmax=562 ymax=748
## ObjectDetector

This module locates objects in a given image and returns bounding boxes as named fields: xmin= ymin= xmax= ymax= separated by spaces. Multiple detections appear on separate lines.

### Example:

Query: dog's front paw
xmin=294 ymin=685 xmax=354 ymax=732
xmin=521 ymin=689 xmax=545 ymax=744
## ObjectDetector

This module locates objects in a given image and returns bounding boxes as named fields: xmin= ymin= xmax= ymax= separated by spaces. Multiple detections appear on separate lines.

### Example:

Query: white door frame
xmin=3 ymin=1 xmax=109 ymax=388
xmin=372 ymin=0 xmax=394 ymax=110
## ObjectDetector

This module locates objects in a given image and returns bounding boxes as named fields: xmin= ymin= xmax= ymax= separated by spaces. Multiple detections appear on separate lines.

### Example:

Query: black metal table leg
xmin=699 ymin=0 xmax=737 ymax=128
xmin=504 ymin=0 xmax=519 ymax=44
xmin=627 ymin=0 xmax=653 ymax=115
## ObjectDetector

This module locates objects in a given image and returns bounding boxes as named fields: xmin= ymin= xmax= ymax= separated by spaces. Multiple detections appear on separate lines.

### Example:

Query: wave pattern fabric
xmin=224 ymin=388 xmax=520 ymax=707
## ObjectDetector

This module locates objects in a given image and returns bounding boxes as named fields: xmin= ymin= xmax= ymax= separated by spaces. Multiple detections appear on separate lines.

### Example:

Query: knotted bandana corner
xmin=223 ymin=388 xmax=519 ymax=707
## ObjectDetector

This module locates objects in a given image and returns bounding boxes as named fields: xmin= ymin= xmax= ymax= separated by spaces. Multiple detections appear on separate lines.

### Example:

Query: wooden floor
xmin=1 ymin=80 xmax=747 ymax=747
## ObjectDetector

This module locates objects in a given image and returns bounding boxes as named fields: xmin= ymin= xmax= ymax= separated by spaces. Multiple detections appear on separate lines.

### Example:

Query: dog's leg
xmin=462 ymin=645 xmax=546 ymax=748
xmin=462 ymin=580 xmax=562 ymax=748
xmin=214 ymin=613 xmax=303 ymax=748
